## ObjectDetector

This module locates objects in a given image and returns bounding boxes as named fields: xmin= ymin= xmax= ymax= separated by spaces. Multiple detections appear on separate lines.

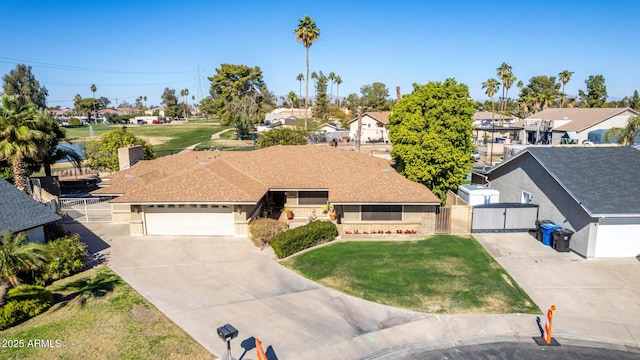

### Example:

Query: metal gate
xmin=435 ymin=207 xmax=451 ymax=234
xmin=59 ymin=197 xmax=113 ymax=223
xmin=471 ymin=203 xmax=538 ymax=232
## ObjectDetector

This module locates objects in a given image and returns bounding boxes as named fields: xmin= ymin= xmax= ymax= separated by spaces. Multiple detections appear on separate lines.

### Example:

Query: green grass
xmin=282 ymin=235 xmax=540 ymax=314
xmin=0 ymin=267 xmax=215 ymax=360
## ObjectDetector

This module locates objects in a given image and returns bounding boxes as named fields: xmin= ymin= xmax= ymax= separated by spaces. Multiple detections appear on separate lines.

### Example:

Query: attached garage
xmin=144 ymin=205 xmax=234 ymax=236
xmin=594 ymin=218 xmax=640 ymax=258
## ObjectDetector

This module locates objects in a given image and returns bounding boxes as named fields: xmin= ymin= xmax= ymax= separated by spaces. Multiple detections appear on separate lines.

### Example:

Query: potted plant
xmin=283 ymin=208 xmax=294 ymax=220
xmin=328 ymin=204 xmax=337 ymax=220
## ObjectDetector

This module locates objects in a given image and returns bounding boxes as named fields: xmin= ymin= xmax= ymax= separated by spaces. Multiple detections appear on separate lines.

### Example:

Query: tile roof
xmin=473 ymin=111 xmax=516 ymax=121
xmin=489 ymin=146 xmax=640 ymax=216
xmin=518 ymin=108 xmax=639 ymax=132
xmin=348 ymin=111 xmax=391 ymax=125
xmin=95 ymin=146 xmax=440 ymax=205
xmin=0 ymin=179 xmax=61 ymax=233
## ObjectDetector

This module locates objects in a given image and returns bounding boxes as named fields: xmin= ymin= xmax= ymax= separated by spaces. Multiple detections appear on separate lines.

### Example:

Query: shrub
xmin=0 ymin=285 xmax=53 ymax=329
xmin=38 ymin=234 xmax=88 ymax=284
xmin=68 ymin=117 xmax=83 ymax=126
xmin=249 ymin=218 xmax=288 ymax=248
xmin=271 ymin=221 xmax=338 ymax=258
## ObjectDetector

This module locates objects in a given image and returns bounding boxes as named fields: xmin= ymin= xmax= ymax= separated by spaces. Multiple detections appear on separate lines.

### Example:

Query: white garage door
xmin=145 ymin=205 xmax=234 ymax=236
xmin=595 ymin=218 xmax=640 ymax=257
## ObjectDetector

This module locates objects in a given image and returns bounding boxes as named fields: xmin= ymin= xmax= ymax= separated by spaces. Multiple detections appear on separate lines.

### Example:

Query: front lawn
xmin=0 ymin=267 xmax=215 ymax=359
xmin=282 ymin=235 xmax=539 ymax=314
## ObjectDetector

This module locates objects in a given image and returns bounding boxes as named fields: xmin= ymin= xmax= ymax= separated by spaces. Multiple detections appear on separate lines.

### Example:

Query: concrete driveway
xmin=473 ymin=232 xmax=640 ymax=347
xmin=70 ymin=223 xmax=640 ymax=359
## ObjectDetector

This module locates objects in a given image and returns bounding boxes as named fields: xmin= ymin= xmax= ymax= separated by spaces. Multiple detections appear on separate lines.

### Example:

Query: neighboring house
xmin=145 ymin=107 xmax=166 ymax=117
xmin=0 ymin=179 xmax=61 ymax=243
xmin=348 ymin=111 xmax=390 ymax=143
xmin=516 ymin=108 xmax=640 ymax=145
xmin=92 ymin=146 xmax=441 ymax=237
xmin=473 ymin=111 xmax=518 ymax=127
xmin=265 ymin=108 xmax=311 ymax=123
xmin=480 ymin=146 xmax=640 ymax=258
xmin=319 ymin=123 xmax=340 ymax=132
xmin=49 ymin=108 xmax=73 ymax=119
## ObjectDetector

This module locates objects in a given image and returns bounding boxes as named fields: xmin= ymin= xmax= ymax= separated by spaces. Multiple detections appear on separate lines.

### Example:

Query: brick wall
xmin=129 ymin=221 xmax=144 ymax=236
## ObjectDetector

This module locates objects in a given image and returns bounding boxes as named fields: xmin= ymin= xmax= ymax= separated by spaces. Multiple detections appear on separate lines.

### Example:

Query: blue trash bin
xmin=540 ymin=223 xmax=562 ymax=246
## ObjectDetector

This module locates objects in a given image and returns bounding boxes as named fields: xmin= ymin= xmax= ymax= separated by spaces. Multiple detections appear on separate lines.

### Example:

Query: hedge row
xmin=249 ymin=218 xmax=288 ymax=248
xmin=271 ymin=221 xmax=338 ymax=258
xmin=0 ymin=285 xmax=53 ymax=330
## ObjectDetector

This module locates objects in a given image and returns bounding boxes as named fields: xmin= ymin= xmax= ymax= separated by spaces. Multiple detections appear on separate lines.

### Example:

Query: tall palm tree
xmin=558 ymin=70 xmax=574 ymax=108
xmin=497 ymin=62 xmax=515 ymax=119
xmin=482 ymin=78 xmax=500 ymax=165
xmin=605 ymin=116 xmax=640 ymax=145
xmin=334 ymin=75 xmax=342 ymax=105
xmin=296 ymin=73 xmax=304 ymax=109
xmin=328 ymin=72 xmax=336 ymax=104
xmin=294 ymin=15 xmax=320 ymax=129
xmin=183 ymin=89 xmax=189 ymax=120
xmin=90 ymin=84 xmax=97 ymax=120
xmin=143 ymin=96 xmax=148 ymax=109
xmin=0 ymin=96 xmax=47 ymax=192
xmin=0 ymin=231 xmax=47 ymax=302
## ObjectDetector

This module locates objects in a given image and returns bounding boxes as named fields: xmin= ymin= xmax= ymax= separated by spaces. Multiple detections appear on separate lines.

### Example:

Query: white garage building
xmin=480 ymin=146 xmax=640 ymax=258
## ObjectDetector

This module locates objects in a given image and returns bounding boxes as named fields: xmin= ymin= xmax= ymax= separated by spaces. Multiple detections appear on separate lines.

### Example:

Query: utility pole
xmin=355 ymin=106 xmax=363 ymax=153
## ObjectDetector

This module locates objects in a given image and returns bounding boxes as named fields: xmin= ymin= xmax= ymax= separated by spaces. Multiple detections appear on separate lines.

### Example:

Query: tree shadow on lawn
xmin=50 ymin=270 xmax=121 ymax=309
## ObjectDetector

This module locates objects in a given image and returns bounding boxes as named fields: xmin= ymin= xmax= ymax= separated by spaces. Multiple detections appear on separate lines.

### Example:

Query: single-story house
xmin=265 ymin=108 xmax=311 ymax=122
xmin=348 ymin=111 xmax=390 ymax=143
xmin=516 ymin=108 xmax=640 ymax=145
xmin=0 ymin=179 xmax=61 ymax=243
xmin=480 ymin=146 xmax=640 ymax=258
xmin=92 ymin=145 xmax=441 ymax=236
xmin=473 ymin=111 xmax=518 ymax=127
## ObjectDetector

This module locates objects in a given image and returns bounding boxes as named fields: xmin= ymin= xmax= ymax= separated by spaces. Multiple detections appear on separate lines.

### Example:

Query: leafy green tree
xmin=578 ymin=75 xmax=607 ymax=108
xmin=313 ymin=71 xmax=329 ymax=121
xmin=604 ymin=116 xmax=640 ymax=145
xmin=2 ymin=64 xmax=48 ymax=109
xmin=161 ymin=87 xmax=180 ymax=119
xmin=0 ymin=96 xmax=47 ymax=192
xmin=388 ymin=79 xmax=474 ymax=201
xmin=558 ymin=70 xmax=574 ymax=108
xmin=208 ymin=64 xmax=266 ymax=137
xmin=257 ymin=127 xmax=308 ymax=148
xmin=85 ymin=126 xmax=155 ymax=171
xmin=630 ymin=90 xmax=640 ymax=111
xmin=294 ymin=15 xmax=320 ymax=128
xmin=0 ymin=231 xmax=47 ymax=301
xmin=344 ymin=93 xmax=361 ymax=116
xmin=360 ymin=82 xmax=393 ymax=111
xmin=517 ymin=76 xmax=561 ymax=115
xmin=199 ymin=96 xmax=216 ymax=115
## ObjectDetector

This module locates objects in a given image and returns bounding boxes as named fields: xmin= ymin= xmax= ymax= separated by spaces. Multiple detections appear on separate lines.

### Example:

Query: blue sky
xmin=2 ymin=0 xmax=639 ymax=108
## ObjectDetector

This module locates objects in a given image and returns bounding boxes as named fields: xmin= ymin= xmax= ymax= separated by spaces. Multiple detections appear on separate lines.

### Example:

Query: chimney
xmin=396 ymin=85 xmax=401 ymax=101
xmin=118 ymin=145 xmax=144 ymax=170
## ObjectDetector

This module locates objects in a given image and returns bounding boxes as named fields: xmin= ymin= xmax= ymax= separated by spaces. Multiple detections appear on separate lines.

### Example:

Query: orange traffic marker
xmin=255 ymin=337 xmax=268 ymax=360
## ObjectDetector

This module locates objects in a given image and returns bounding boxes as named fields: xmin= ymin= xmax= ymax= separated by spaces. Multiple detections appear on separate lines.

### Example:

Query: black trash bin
xmin=535 ymin=220 xmax=553 ymax=242
xmin=552 ymin=228 xmax=574 ymax=252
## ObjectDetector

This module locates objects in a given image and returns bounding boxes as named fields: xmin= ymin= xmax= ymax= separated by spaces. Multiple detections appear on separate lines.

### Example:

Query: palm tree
xmin=294 ymin=15 xmax=320 ymax=129
xmin=143 ymin=96 xmax=148 ymax=109
xmin=558 ymin=70 xmax=574 ymax=108
xmin=287 ymin=91 xmax=297 ymax=115
xmin=605 ymin=116 xmax=640 ymax=145
xmin=0 ymin=231 xmax=47 ymax=302
xmin=183 ymin=89 xmax=189 ymax=120
xmin=328 ymin=72 xmax=336 ymax=104
xmin=334 ymin=75 xmax=342 ymax=105
xmin=0 ymin=96 xmax=47 ymax=192
xmin=482 ymin=78 xmax=500 ymax=165
xmin=497 ymin=62 xmax=515 ymax=119
xmin=296 ymin=73 xmax=304 ymax=109
xmin=90 ymin=84 xmax=97 ymax=120
xmin=311 ymin=72 xmax=318 ymax=91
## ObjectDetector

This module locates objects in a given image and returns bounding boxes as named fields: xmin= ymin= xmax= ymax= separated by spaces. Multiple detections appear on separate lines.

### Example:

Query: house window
xmin=200 ymin=204 xmax=208 ymax=208
xmin=361 ymin=205 xmax=402 ymax=221
xmin=521 ymin=191 xmax=532 ymax=204
xmin=298 ymin=191 xmax=328 ymax=205
xmin=168 ymin=204 xmax=175 ymax=208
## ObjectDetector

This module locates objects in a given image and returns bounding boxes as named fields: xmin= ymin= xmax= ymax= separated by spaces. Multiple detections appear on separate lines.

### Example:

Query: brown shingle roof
xmin=519 ymin=108 xmax=639 ymax=132
xmin=96 ymin=146 xmax=440 ymax=205
xmin=348 ymin=111 xmax=391 ymax=125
